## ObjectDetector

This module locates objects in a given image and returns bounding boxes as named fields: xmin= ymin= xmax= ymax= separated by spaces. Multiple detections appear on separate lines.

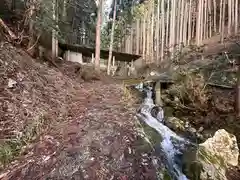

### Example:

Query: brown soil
xmin=0 ymin=42 xmax=156 ymax=180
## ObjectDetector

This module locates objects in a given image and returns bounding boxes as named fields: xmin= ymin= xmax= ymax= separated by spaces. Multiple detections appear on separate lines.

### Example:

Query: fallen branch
xmin=0 ymin=18 xmax=17 ymax=40
xmin=207 ymin=82 xmax=233 ymax=89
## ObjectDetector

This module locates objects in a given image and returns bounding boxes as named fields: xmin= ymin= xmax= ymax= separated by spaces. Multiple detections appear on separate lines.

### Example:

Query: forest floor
xmin=0 ymin=42 xmax=157 ymax=180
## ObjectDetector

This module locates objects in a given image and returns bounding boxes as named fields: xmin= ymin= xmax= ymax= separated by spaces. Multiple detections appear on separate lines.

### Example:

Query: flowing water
xmin=137 ymin=86 xmax=192 ymax=180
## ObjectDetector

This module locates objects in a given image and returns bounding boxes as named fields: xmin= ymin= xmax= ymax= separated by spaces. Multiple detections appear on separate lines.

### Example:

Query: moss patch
xmin=163 ymin=169 xmax=172 ymax=180
xmin=198 ymin=146 xmax=226 ymax=168
xmin=138 ymin=121 xmax=163 ymax=146
xmin=0 ymin=114 xmax=47 ymax=169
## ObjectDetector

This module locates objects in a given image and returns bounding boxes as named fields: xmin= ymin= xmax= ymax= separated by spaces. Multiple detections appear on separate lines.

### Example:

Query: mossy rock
xmin=163 ymin=106 xmax=175 ymax=117
xmin=182 ymin=145 xmax=220 ymax=180
xmin=198 ymin=147 xmax=227 ymax=180
xmin=140 ymin=121 xmax=163 ymax=146
xmin=155 ymin=167 xmax=172 ymax=180
xmin=163 ymin=169 xmax=172 ymax=180
xmin=181 ymin=146 xmax=227 ymax=180
xmin=164 ymin=117 xmax=185 ymax=132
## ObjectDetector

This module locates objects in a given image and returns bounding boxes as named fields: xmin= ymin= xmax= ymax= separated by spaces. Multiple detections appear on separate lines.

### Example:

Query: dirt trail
xmin=0 ymin=42 xmax=157 ymax=180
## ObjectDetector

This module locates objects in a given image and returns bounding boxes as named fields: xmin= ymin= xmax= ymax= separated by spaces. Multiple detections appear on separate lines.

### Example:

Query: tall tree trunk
xmin=139 ymin=20 xmax=143 ymax=54
xmin=196 ymin=0 xmax=201 ymax=45
xmin=150 ymin=0 xmax=155 ymax=63
xmin=192 ymin=5 xmax=196 ymax=39
xmin=235 ymin=0 xmax=238 ymax=34
xmin=107 ymin=0 xmax=117 ymax=75
xmin=166 ymin=0 xmax=170 ymax=47
xmin=183 ymin=2 xmax=188 ymax=45
xmin=221 ymin=0 xmax=226 ymax=43
xmin=130 ymin=6 xmax=134 ymax=54
xmin=52 ymin=0 xmax=58 ymax=60
xmin=161 ymin=0 xmax=165 ymax=62
xmin=172 ymin=0 xmax=176 ymax=48
xmin=169 ymin=0 xmax=176 ymax=55
xmin=27 ymin=1 xmax=36 ymax=56
xmin=123 ymin=29 xmax=126 ymax=52
xmin=213 ymin=0 xmax=217 ymax=33
xmin=196 ymin=0 xmax=204 ymax=45
xmin=125 ymin=28 xmax=129 ymax=53
xmin=203 ymin=0 xmax=207 ymax=39
xmin=191 ymin=3 xmax=196 ymax=39
xmin=176 ymin=0 xmax=182 ymax=45
xmin=219 ymin=0 xmax=223 ymax=33
xmin=231 ymin=0 xmax=235 ymax=34
xmin=187 ymin=0 xmax=192 ymax=45
xmin=130 ymin=27 xmax=134 ymax=54
xmin=126 ymin=34 xmax=130 ymax=53
xmin=199 ymin=0 xmax=204 ymax=44
xmin=156 ymin=0 xmax=160 ymax=64
xmin=146 ymin=2 xmax=151 ymax=64
xmin=200 ymin=0 xmax=204 ymax=43
xmin=143 ymin=14 xmax=146 ymax=61
xmin=95 ymin=0 xmax=103 ymax=71
xmin=136 ymin=19 xmax=140 ymax=54
xmin=208 ymin=0 xmax=212 ymax=38
xmin=159 ymin=15 xmax=162 ymax=64
xmin=169 ymin=0 xmax=173 ymax=49
xmin=179 ymin=0 xmax=185 ymax=44
xmin=228 ymin=0 xmax=232 ymax=35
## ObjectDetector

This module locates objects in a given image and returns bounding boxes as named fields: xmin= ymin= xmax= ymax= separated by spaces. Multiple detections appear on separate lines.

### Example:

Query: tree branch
xmin=0 ymin=18 xmax=17 ymax=40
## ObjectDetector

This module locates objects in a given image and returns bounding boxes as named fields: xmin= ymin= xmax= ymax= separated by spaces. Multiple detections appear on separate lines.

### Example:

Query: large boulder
xmin=164 ymin=117 xmax=201 ymax=142
xmin=183 ymin=129 xmax=239 ymax=180
xmin=200 ymin=129 xmax=239 ymax=167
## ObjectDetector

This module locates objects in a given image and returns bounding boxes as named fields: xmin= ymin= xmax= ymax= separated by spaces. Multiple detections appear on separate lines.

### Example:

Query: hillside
xmin=0 ymin=42 xmax=154 ymax=180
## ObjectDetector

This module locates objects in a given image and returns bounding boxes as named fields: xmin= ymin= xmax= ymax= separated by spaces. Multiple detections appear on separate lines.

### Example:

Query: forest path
xmin=0 ymin=42 xmax=157 ymax=180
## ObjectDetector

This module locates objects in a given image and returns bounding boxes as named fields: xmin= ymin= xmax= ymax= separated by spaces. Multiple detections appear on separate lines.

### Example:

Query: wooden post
xmin=127 ymin=62 xmax=130 ymax=76
xmin=125 ymin=62 xmax=128 ymax=77
xmin=155 ymin=81 xmax=162 ymax=106
xmin=113 ymin=56 xmax=115 ymax=66
xmin=91 ymin=53 xmax=95 ymax=64
xmin=66 ymin=50 xmax=70 ymax=61
xmin=80 ymin=53 xmax=83 ymax=63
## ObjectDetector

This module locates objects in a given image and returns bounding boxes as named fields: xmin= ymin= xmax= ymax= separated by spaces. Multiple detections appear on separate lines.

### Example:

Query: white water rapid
xmin=137 ymin=87 xmax=189 ymax=180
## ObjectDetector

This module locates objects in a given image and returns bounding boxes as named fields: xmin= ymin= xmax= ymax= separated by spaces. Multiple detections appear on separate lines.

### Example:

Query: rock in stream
xmin=183 ymin=129 xmax=239 ymax=180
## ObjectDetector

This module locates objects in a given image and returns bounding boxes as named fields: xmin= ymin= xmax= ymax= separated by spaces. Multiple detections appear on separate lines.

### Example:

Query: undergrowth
xmin=170 ymin=70 xmax=210 ymax=111
xmin=122 ymin=85 xmax=143 ymax=106
xmin=0 ymin=114 xmax=46 ymax=169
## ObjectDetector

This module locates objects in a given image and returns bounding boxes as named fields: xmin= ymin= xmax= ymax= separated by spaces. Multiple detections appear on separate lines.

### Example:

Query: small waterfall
xmin=137 ymin=87 xmax=190 ymax=180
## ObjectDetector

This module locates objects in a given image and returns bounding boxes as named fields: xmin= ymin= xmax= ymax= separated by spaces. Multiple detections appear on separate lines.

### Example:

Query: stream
xmin=136 ymin=86 xmax=196 ymax=180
